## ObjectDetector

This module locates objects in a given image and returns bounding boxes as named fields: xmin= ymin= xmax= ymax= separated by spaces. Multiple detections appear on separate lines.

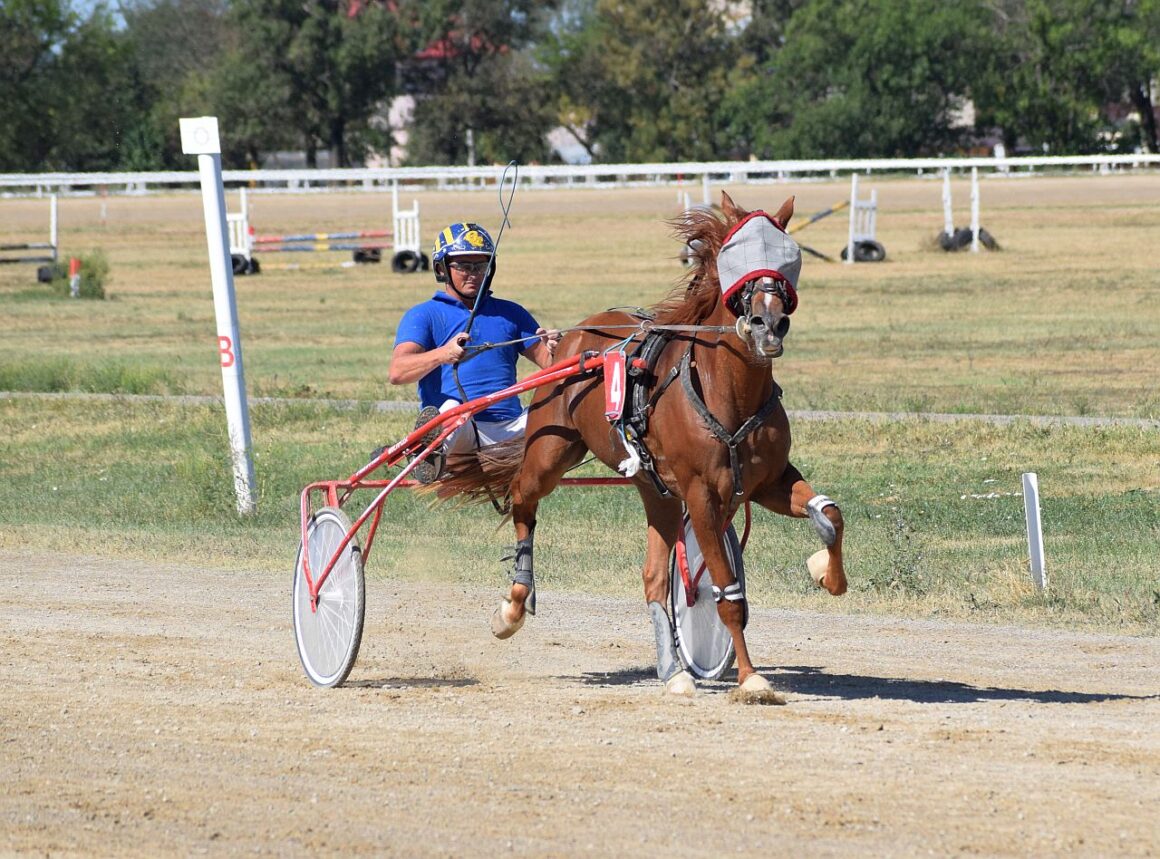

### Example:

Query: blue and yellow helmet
xmin=432 ymin=222 xmax=495 ymax=282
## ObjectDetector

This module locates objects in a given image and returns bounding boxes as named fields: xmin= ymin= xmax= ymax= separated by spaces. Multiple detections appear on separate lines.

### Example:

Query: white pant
xmin=438 ymin=399 xmax=527 ymax=454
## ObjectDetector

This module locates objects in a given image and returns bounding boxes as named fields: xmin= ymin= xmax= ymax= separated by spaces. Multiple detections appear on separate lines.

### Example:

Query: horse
xmin=438 ymin=192 xmax=847 ymax=699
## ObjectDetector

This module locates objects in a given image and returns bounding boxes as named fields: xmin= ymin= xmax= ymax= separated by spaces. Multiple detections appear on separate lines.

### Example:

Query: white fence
xmin=1 ymin=154 xmax=1158 ymax=197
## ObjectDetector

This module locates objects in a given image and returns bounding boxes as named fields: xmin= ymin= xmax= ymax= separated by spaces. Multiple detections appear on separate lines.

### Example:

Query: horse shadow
xmin=568 ymin=664 xmax=1157 ymax=705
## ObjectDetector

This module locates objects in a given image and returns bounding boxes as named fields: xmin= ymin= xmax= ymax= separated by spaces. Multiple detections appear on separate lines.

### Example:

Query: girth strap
xmin=679 ymin=350 xmax=782 ymax=497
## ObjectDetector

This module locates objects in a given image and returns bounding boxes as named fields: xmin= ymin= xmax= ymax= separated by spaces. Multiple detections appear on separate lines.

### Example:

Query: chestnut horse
xmin=443 ymin=193 xmax=847 ymax=698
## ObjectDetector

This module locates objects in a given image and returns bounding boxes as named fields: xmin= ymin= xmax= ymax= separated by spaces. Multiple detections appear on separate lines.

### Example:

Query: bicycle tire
xmin=668 ymin=517 xmax=745 ymax=681
xmin=293 ymin=506 xmax=365 ymax=688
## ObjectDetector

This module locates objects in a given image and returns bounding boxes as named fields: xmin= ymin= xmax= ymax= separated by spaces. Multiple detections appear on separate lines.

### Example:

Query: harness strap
xmin=679 ymin=350 xmax=782 ymax=497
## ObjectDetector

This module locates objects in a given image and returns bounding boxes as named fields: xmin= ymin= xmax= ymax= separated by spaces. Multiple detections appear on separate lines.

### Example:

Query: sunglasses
xmin=449 ymin=259 xmax=489 ymax=273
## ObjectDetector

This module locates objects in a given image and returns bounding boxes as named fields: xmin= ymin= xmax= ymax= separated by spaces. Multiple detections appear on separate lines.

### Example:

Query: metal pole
xmin=180 ymin=116 xmax=257 ymax=515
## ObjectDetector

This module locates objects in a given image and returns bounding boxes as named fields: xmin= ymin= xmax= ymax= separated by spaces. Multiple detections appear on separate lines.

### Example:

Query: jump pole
xmin=179 ymin=116 xmax=256 ymax=515
xmin=1022 ymin=472 xmax=1047 ymax=590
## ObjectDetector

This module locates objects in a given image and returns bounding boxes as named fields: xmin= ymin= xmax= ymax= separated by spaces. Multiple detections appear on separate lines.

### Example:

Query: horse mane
xmin=652 ymin=204 xmax=741 ymax=326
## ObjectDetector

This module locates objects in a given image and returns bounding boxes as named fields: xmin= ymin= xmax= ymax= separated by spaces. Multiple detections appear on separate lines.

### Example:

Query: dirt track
xmin=2 ymin=550 xmax=1157 ymax=856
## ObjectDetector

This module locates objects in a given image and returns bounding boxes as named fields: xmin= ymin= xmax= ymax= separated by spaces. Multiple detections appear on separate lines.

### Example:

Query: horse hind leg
xmin=491 ymin=429 xmax=586 ymax=639
xmin=753 ymin=463 xmax=847 ymax=596
xmin=637 ymin=488 xmax=696 ymax=695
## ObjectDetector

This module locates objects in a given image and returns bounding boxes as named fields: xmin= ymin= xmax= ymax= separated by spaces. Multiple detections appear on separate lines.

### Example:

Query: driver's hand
xmin=444 ymin=332 xmax=469 ymax=364
xmin=537 ymin=327 xmax=561 ymax=359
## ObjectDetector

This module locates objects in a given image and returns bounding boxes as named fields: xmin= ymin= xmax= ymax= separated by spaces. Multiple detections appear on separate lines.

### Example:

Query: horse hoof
xmin=728 ymin=673 xmax=786 ymax=706
xmin=664 ymin=670 xmax=697 ymax=697
xmin=807 ymin=549 xmax=829 ymax=588
xmin=490 ymin=597 xmax=526 ymax=640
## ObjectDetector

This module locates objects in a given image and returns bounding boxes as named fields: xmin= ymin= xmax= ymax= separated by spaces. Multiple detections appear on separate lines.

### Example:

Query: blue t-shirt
xmin=394 ymin=291 xmax=540 ymax=421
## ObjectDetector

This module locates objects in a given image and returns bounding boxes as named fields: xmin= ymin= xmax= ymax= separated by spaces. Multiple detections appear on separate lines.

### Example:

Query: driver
xmin=388 ymin=222 xmax=561 ymax=483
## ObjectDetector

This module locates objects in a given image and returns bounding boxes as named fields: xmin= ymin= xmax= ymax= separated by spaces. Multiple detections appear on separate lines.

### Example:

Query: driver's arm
xmin=389 ymin=336 xmax=468 ymax=385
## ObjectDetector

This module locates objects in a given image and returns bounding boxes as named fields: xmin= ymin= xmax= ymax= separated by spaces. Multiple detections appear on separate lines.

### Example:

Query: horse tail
xmin=422 ymin=436 xmax=525 ymax=508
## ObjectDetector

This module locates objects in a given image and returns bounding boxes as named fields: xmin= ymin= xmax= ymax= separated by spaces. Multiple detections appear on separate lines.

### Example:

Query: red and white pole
xmin=68 ymin=257 xmax=81 ymax=298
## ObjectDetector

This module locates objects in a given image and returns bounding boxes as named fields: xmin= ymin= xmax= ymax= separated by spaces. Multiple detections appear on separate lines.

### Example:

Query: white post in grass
xmin=942 ymin=168 xmax=954 ymax=240
xmin=845 ymin=173 xmax=858 ymax=265
xmin=50 ymin=193 xmax=59 ymax=262
xmin=180 ymin=116 xmax=256 ymax=515
xmin=970 ymin=167 xmax=981 ymax=253
xmin=1022 ymin=472 xmax=1046 ymax=590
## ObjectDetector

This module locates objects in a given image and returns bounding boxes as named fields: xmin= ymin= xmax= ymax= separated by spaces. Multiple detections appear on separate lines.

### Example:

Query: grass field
xmin=1 ymin=174 xmax=1157 ymax=632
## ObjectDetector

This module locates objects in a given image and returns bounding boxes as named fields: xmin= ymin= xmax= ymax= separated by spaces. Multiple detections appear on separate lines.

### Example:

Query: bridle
xmin=729 ymin=277 xmax=792 ymax=357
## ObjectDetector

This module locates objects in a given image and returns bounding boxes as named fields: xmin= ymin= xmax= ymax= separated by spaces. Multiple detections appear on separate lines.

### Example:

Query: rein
xmin=460 ymin=320 xmax=737 ymax=361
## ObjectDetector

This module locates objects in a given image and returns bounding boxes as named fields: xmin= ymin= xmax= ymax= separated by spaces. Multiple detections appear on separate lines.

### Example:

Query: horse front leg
xmin=683 ymin=489 xmax=782 ymax=703
xmin=636 ymin=487 xmax=695 ymax=695
xmin=753 ymin=463 xmax=847 ymax=596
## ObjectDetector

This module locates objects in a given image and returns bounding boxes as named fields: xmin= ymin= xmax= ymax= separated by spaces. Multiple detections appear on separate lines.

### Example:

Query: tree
xmin=402 ymin=0 xmax=560 ymax=166
xmin=222 ymin=0 xmax=409 ymax=167
xmin=735 ymin=0 xmax=992 ymax=159
xmin=0 ymin=0 xmax=145 ymax=170
xmin=120 ymin=0 xmax=232 ymax=168
xmin=973 ymin=0 xmax=1160 ymax=154
xmin=543 ymin=0 xmax=738 ymax=162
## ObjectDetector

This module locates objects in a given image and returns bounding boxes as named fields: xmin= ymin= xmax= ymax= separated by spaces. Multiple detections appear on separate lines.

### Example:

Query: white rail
xmin=1 ymin=154 xmax=1157 ymax=196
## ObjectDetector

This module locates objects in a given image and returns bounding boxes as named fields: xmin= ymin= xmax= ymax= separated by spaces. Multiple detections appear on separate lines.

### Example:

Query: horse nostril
xmin=773 ymin=317 xmax=790 ymax=338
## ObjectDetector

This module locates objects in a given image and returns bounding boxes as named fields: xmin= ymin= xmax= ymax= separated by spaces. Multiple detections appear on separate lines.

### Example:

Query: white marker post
xmin=180 ymin=116 xmax=256 ymax=515
xmin=1022 ymin=472 xmax=1047 ymax=590
xmin=970 ymin=167 xmax=981 ymax=254
xmin=845 ymin=173 xmax=858 ymax=265
xmin=942 ymin=168 xmax=954 ymax=240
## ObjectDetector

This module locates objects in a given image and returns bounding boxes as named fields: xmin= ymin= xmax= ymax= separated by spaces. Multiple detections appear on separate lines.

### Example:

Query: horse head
xmin=672 ymin=193 xmax=802 ymax=362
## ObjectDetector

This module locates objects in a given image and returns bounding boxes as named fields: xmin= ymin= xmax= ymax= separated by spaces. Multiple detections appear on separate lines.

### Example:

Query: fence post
xmin=179 ymin=116 xmax=257 ymax=516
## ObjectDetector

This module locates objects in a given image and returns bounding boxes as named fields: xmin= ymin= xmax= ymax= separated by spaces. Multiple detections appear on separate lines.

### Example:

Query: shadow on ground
xmin=567 ymin=664 xmax=1157 ymax=705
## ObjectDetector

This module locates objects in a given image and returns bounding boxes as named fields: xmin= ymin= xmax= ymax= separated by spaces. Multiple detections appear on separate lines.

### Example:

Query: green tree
xmin=0 ymin=0 xmax=144 ymax=170
xmin=737 ymin=0 xmax=991 ymax=158
xmin=120 ymin=0 xmax=232 ymax=168
xmin=223 ymin=0 xmax=409 ymax=167
xmin=974 ymin=0 xmax=1160 ymax=154
xmin=402 ymin=0 xmax=560 ymax=166
xmin=543 ymin=0 xmax=737 ymax=162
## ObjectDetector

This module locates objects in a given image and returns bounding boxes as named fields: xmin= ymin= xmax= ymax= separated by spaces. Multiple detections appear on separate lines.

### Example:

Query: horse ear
xmin=720 ymin=191 xmax=744 ymax=218
xmin=774 ymin=196 xmax=795 ymax=229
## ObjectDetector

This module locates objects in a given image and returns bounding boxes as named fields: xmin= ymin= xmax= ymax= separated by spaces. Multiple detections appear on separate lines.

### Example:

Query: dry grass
xmin=2 ymin=174 xmax=1158 ymax=414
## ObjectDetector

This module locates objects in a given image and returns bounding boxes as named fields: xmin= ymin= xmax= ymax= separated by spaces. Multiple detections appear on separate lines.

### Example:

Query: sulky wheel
xmin=668 ymin=516 xmax=745 ymax=681
xmin=293 ymin=506 xmax=365 ymax=688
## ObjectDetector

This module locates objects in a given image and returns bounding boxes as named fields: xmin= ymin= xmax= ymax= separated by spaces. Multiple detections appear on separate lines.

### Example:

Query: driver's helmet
xmin=432 ymin=222 xmax=495 ymax=282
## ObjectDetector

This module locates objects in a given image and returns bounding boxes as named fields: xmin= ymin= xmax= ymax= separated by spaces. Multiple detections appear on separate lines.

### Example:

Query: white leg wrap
xmin=806 ymin=494 xmax=838 ymax=546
